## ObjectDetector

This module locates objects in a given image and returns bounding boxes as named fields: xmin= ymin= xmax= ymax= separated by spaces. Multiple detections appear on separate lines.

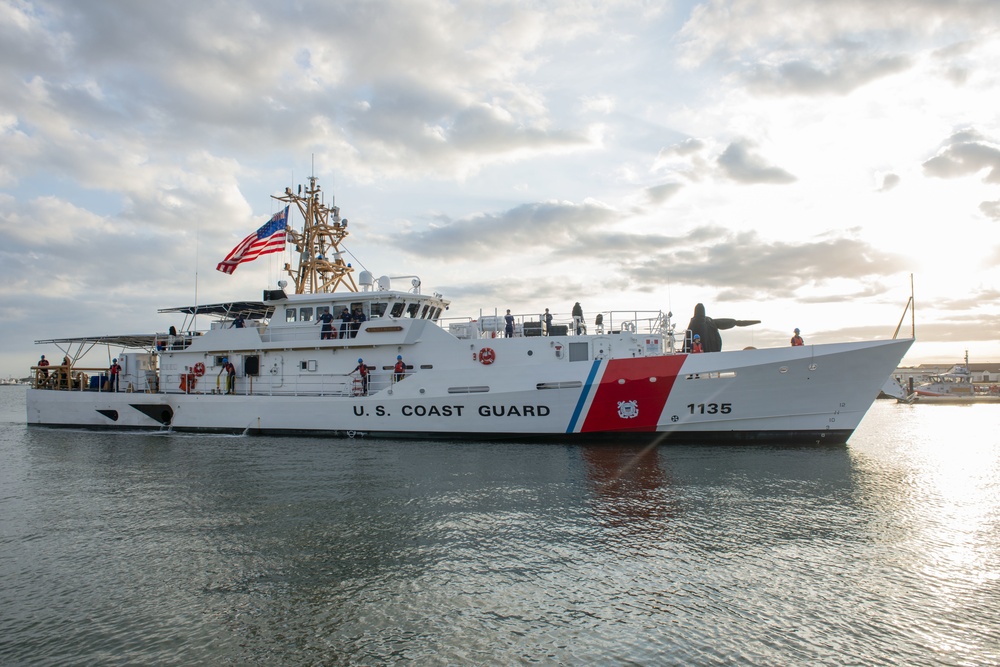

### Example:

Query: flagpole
xmin=194 ymin=226 xmax=199 ymax=331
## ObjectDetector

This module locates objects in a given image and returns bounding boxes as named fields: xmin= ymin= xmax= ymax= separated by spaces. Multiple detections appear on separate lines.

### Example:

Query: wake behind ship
xmin=26 ymin=177 xmax=913 ymax=444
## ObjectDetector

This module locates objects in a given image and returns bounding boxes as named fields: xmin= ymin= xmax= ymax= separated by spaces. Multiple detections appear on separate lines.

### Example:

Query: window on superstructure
xmin=406 ymin=303 xmax=420 ymax=318
xmin=419 ymin=305 xmax=429 ymax=319
xmin=431 ymin=307 xmax=442 ymax=320
xmin=390 ymin=302 xmax=406 ymax=318
xmin=299 ymin=307 xmax=313 ymax=322
xmin=371 ymin=302 xmax=387 ymax=319
xmin=285 ymin=309 xmax=296 ymax=323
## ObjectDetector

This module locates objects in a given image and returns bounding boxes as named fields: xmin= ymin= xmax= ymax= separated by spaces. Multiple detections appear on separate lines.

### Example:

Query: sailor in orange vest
xmin=791 ymin=328 xmax=804 ymax=346
xmin=393 ymin=355 xmax=406 ymax=383
xmin=691 ymin=333 xmax=703 ymax=353
xmin=108 ymin=358 xmax=122 ymax=392
xmin=352 ymin=358 xmax=369 ymax=395
xmin=218 ymin=357 xmax=236 ymax=394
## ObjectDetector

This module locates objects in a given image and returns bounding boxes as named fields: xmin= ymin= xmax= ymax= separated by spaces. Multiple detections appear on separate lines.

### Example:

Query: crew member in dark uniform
xmin=351 ymin=307 xmax=367 ymax=339
xmin=572 ymin=302 xmax=584 ymax=334
xmin=317 ymin=310 xmax=336 ymax=339
xmin=340 ymin=308 xmax=351 ymax=339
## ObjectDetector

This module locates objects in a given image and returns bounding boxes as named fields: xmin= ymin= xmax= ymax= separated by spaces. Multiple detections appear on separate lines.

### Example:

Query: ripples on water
xmin=1 ymin=387 xmax=998 ymax=666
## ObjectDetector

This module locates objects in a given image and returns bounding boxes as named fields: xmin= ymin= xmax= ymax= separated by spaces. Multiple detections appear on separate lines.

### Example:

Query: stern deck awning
xmin=34 ymin=333 xmax=161 ymax=348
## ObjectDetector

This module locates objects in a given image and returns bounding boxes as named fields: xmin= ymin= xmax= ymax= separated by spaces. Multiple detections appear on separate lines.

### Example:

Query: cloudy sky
xmin=2 ymin=0 xmax=999 ymax=377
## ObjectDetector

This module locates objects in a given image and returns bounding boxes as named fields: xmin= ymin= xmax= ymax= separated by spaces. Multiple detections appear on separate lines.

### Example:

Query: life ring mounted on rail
xmin=478 ymin=347 xmax=496 ymax=365
xmin=192 ymin=362 xmax=206 ymax=377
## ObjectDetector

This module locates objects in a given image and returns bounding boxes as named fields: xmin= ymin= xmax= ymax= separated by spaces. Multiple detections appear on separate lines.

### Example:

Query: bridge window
xmin=285 ymin=308 xmax=296 ymax=323
xmin=406 ymin=303 xmax=420 ymax=318
xmin=390 ymin=302 xmax=406 ymax=318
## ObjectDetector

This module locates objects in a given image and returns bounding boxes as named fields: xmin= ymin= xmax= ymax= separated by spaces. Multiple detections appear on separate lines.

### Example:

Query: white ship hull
xmin=27 ymin=338 xmax=911 ymax=444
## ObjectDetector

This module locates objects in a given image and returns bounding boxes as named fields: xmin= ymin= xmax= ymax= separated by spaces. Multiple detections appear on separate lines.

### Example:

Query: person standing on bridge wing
xmin=339 ymin=307 xmax=351 ymax=339
xmin=504 ymin=310 xmax=515 ymax=338
xmin=351 ymin=307 xmax=367 ymax=339
xmin=791 ymin=328 xmax=804 ymax=346
xmin=317 ymin=310 xmax=335 ymax=339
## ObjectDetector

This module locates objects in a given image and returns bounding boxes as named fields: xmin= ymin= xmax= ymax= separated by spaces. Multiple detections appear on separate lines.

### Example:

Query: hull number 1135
xmin=687 ymin=403 xmax=732 ymax=415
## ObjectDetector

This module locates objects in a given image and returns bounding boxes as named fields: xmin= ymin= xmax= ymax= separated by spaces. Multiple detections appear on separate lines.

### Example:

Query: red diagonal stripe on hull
xmin=580 ymin=356 xmax=687 ymax=432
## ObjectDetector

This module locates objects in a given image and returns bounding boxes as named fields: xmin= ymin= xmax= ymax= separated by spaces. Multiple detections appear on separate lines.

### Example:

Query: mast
xmin=273 ymin=176 xmax=358 ymax=294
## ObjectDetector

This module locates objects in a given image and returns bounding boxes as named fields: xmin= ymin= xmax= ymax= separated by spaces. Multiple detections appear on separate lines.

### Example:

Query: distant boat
xmin=903 ymin=351 xmax=1000 ymax=404
xmin=878 ymin=376 xmax=907 ymax=400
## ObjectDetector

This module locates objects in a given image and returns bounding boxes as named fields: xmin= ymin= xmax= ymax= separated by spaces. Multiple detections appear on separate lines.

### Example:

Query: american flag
xmin=216 ymin=207 xmax=288 ymax=275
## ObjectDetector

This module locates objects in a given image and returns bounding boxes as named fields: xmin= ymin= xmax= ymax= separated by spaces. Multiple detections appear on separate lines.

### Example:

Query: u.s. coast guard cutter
xmin=26 ymin=177 xmax=912 ymax=443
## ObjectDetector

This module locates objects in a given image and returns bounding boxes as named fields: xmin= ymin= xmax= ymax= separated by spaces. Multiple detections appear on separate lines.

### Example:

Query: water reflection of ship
xmin=581 ymin=444 xmax=678 ymax=529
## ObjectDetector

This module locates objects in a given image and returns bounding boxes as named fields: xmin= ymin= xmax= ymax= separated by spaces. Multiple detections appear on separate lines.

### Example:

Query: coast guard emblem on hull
xmin=617 ymin=400 xmax=639 ymax=419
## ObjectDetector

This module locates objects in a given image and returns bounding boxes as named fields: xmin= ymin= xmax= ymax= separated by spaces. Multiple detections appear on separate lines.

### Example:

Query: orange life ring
xmin=478 ymin=347 xmax=496 ymax=365
xmin=193 ymin=362 xmax=206 ymax=377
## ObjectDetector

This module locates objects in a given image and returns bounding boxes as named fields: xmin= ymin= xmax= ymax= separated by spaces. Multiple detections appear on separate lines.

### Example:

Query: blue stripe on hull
xmin=566 ymin=360 xmax=602 ymax=434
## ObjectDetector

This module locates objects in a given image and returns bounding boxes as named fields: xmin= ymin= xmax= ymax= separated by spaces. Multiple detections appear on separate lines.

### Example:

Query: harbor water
xmin=1 ymin=386 xmax=998 ymax=665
